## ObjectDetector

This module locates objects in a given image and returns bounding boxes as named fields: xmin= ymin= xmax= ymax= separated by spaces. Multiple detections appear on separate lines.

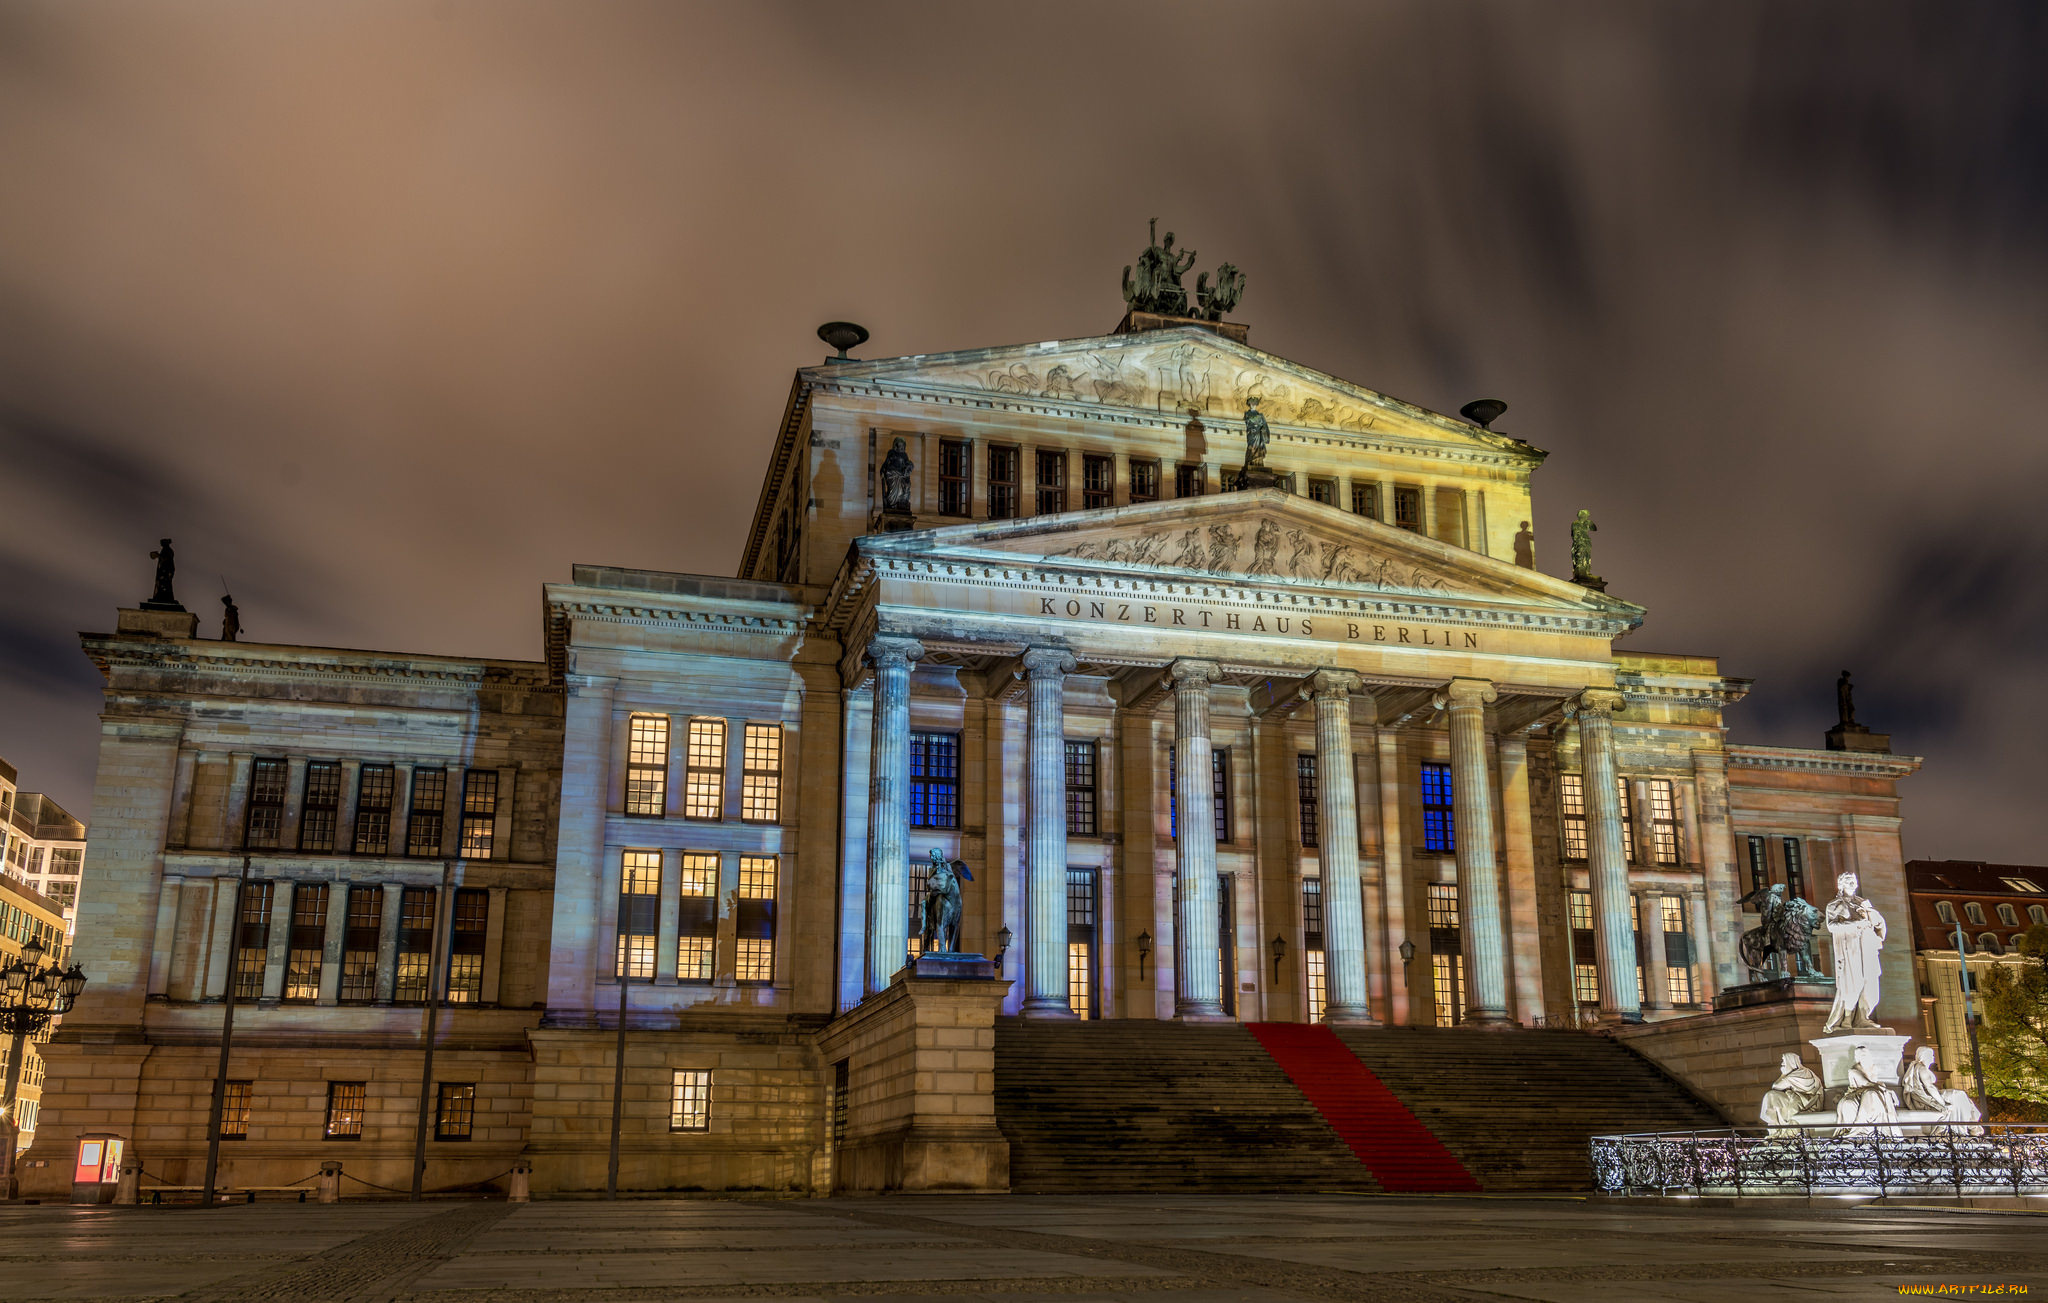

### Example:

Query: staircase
xmin=994 ymin=1018 xmax=1722 ymax=1193
xmin=1332 ymin=1025 xmax=1724 ymax=1190
xmin=993 ymin=1018 xmax=1381 ymax=1193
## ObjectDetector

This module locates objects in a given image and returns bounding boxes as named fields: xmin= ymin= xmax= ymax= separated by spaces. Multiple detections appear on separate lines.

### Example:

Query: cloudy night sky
xmin=1 ymin=2 xmax=2041 ymax=861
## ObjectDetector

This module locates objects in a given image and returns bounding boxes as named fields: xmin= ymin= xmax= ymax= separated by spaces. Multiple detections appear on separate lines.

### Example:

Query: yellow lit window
xmin=1305 ymin=950 xmax=1327 ymax=1023
xmin=740 ymin=725 xmax=781 ymax=824
xmin=735 ymin=855 xmax=776 ymax=983
xmin=678 ymin=851 xmax=717 ymax=983
xmin=685 ymin=719 xmax=726 ymax=820
xmin=626 ymin=716 xmax=669 ymax=816
xmin=616 ymin=850 xmax=660 ymax=980
xmin=1067 ymin=942 xmax=1091 ymax=1019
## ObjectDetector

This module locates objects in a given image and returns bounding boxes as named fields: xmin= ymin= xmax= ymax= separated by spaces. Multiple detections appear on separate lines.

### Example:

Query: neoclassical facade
xmin=25 ymin=310 xmax=1919 ymax=1195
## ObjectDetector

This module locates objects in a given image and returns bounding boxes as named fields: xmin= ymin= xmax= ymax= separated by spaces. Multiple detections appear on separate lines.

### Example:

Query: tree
xmin=1978 ymin=923 xmax=2048 ymax=1108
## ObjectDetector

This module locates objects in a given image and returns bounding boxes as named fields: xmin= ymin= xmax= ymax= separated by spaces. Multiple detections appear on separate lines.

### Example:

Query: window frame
xmin=1392 ymin=486 xmax=1422 ymax=532
xmin=325 ymin=1081 xmax=366 ymax=1140
xmin=1646 ymin=778 xmax=1680 ymax=866
xmin=683 ymin=718 xmax=727 ymax=821
xmin=298 ymin=761 xmax=342 ymax=853
xmin=246 ymin=757 xmax=289 ymax=849
xmin=405 ymin=768 xmax=447 ymax=857
xmin=353 ymin=764 xmax=396 ymax=856
xmin=1035 ymin=448 xmax=1068 ymax=515
xmin=734 ymin=855 xmax=778 ymax=985
xmin=616 ymin=850 xmax=661 ymax=981
xmin=1307 ymin=477 xmax=1336 ymax=506
xmin=1174 ymin=463 xmax=1205 ymax=498
xmin=986 ymin=444 xmax=1020 ymax=520
xmin=938 ymin=438 xmax=971 ymax=516
xmin=1558 ymin=772 xmax=1587 ymax=861
xmin=1081 ymin=452 xmax=1113 ymax=509
xmin=1351 ymin=482 xmax=1379 ymax=520
xmin=670 ymin=1068 xmax=711 ymax=1132
xmin=221 ymin=1079 xmax=252 ymax=1140
xmin=739 ymin=724 xmax=782 ymax=825
xmin=284 ymin=882 xmax=328 ymax=1001
xmin=435 ymin=1082 xmax=476 ymax=1141
xmin=908 ymin=731 xmax=961 ymax=829
xmin=676 ymin=852 xmax=718 ymax=984
xmin=1296 ymin=754 xmax=1319 ymax=849
xmin=1064 ymin=739 xmax=1098 ymax=837
xmin=625 ymin=714 xmax=671 ymax=818
xmin=1129 ymin=458 xmax=1159 ymax=503
xmin=1420 ymin=761 xmax=1455 ymax=853
xmin=458 ymin=769 xmax=498 ymax=858
xmin=340 ymin=886 xmax=382 ymax=1003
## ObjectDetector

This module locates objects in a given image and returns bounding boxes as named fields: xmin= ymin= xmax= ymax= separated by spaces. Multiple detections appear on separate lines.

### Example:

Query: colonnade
xmin=859 ymin=636 xmax=1650 ymax=1026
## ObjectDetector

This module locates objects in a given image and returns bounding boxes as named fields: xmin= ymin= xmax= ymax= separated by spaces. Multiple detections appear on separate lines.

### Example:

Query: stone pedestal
xmin=816 ymin=970 xmax=1012 ymax=1193
xmin=1235 ymin=464 xmax=1287 ymax=491
xmin=1811 ymin=1033 xmax=1908 ymax=1090
xmin=1825 ymin=723 xmax=1892 ymax=753
xmin=1612 ymin=987 xmax=1836 ymax=1125
xmin=115 ymin=607 xmax=199 ymax=637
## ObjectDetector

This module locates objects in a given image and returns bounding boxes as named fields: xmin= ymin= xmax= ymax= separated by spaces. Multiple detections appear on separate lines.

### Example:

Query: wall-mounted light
xmin=1270 ymin=934 xmax=1287 ymax=982
xmin=1136 ymin=929 xmax=1152 ymax=982
xmin=1398 ymin=938 xmax=1416 ymax=965
xmin=995 ymin=925 xmax=1013 ymax=975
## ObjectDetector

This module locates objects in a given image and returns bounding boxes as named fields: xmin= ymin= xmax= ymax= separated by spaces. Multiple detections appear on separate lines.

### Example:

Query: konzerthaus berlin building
xmin=24 ymin=295 xmax=1921 ymax=1196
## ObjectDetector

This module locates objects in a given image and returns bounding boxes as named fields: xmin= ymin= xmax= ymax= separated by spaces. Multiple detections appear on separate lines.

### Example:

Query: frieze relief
xmin=1047 ymin=516 xmax=1454 ymax=592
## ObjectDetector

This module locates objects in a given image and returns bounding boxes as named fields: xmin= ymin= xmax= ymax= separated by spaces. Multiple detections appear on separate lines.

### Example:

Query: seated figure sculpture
xmin=1902 ymin=1045 xmax=1983 ymax=1131
xmin=1760 ymin=1051 xmax=1823 ymax=1135
xmin=1835 ymin=1052 xmax=1903 ymax=1136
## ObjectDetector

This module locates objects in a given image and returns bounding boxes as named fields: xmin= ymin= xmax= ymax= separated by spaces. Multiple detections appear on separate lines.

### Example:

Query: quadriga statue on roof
xmin=1121 ymin=219 xmax=1242 ymax=320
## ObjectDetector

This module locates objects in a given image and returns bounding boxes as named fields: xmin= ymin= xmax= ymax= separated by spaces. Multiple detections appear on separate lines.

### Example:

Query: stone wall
xmin=1610 ymin=995 xmax=1834 ymax=1126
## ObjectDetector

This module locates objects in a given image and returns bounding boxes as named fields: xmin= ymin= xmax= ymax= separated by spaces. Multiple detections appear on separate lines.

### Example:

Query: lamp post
xmin=1135 ymin=930 xmax=1152 ymax=983
xmin=0 ymin=936 xmax=89 ymax=1195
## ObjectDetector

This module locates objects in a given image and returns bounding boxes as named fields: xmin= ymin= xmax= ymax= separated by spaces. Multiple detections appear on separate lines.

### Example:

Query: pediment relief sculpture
xmin=1043 ymin=516 xmax=1460 ymax=592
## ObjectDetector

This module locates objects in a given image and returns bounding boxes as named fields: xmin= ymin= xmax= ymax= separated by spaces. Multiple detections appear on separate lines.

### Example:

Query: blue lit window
xmin=908 ymin=732 xmax=959 ymax=828
xmin=1421 ymin=762 xmax=1455 ymax=853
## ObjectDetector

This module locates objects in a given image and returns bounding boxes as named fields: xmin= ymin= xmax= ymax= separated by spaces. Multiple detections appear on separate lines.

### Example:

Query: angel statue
xmin=1737 ymin=882 xmax=1825 ymax=982
xmin=918 ymin=848 xmax=975 ymax=956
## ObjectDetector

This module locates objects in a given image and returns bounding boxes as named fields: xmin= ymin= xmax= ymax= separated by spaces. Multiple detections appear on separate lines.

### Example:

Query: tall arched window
xmin=1935 ymin=901 xmax=1956 ymax=924
xmin=1965 ymin=902 xmax=1986 ymax=925
xmin=1979 ymin=932 xmax=2003 ymax=955
xmin=1998 ymin=903 xmax=2020 ymax=926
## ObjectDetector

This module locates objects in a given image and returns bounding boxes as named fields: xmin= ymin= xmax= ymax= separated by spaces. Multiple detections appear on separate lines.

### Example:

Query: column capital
xmin=1578 ymin=687 xmax=1627 ymax=716
xmin=1437 ymin=676 xmax=1497 ymax=710
xmin=1308 ymin=668 xmax=1362 ymax=701
xmin=1167 ymin=658 xmax=1223 ymax=690
xmin=866 ymin=635 xmax=926 ymax=668
xmin=564 ymin=672 xmax=617 ymax=697
xmin=1020 ymin=646 xmax=1078 ymax=679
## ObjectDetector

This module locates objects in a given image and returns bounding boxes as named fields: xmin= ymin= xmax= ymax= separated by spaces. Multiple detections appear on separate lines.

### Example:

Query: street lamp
xmin=1 ymin=937 xmax=88 ymax=1168
xmin=994 ymin=926 xmax=1013 ymax=975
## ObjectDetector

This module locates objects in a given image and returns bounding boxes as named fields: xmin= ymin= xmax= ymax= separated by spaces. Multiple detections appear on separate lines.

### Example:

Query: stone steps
xmin=994 ymin=1018 xmax=1724 ymax=1192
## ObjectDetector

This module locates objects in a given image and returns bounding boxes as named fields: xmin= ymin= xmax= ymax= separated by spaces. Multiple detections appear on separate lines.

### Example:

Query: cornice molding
xmin=82 ymin=637 xmax=550 ymax=691
xmin=1725 ymin=744 xmax=1923 ymax=778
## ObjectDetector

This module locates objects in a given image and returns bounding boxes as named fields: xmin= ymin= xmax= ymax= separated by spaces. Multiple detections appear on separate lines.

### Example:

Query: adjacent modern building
xmin=1908 ymin=858 xmax=2046 ymax=1096
xmin=23 ymin=294 xmax=1922 ymax=1195
xmin=0 ymin=870 xmax=72 ymax=1154
xmin=1 ymin=776 xmax=88 ymax=936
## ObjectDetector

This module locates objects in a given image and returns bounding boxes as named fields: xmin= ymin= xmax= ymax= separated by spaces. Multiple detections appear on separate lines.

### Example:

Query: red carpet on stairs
xmin=1248 ymin=1023 xmax=1482 ymax=1193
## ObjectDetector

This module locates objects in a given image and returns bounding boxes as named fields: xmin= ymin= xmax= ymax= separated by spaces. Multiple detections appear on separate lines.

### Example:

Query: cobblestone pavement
xmin=0 ymin=1195 xmax=2042 ymax=1302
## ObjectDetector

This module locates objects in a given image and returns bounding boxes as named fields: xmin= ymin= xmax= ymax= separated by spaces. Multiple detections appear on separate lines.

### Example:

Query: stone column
xmin=1169 ymin=659 xmax=1226 ymax=1020
xmin=1442 ymin=678 xmax=1509 ymax=1026
xmin=1376 ymin=728 xmax=1410 ymax=1025
xmin=1688 ymin=884 xmax=1715 ymax=1002
xmin=146 ymin=875 xmax=182 ymax=998
xmin=1020 ymin=648 xmax=1078 ymax=1018
xmin=320 ymin=880 xmax=349 ymax=1004
xmin=261 ymin=881 xmax=293 ymax=1002
xmin=203 ymin=879 xmax=238 ymax=1000
xmin=1689 ymin=748 xmax=1744 ymax=993
xmin=481 ymin=885 xmax=509 ymax=1005
xmin=166 ymin=750 xmax=198 ymax=850
xmin=1310 ymin=670 xmax=1374 ymax=1024
xmin=1638 ymin=891 xmax=1671 ymax=1012
xmin=375 ymin=881 xmax=405 ymax=1004
xmin=1497 ymin=730 xmax=1544 ymax=1025
xmin=1578 ymin=690 xmax=1641 ymax=1021
xmin=335 ymin=759 xmax=361 ymax=854
xmin=865 ymin=635 xmax=924 ymax=996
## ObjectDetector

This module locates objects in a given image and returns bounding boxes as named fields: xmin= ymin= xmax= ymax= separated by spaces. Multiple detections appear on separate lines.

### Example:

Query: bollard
xmin=115 ymin=1157 xmax=141 ymax=1206
xmin=508 ymin=1158 xmax=532 ymax=1203
xmin=318 ymin=1161 xmax=342 ymax=1205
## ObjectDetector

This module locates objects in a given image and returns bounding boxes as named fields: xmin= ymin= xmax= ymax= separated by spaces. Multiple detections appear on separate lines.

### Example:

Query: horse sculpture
xmin=918 ymin=848 xmax=974 ymax=955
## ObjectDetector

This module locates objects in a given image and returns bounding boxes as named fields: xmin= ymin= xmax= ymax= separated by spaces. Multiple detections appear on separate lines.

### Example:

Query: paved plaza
xmin=0 ymin=1194 xmax=2041 ymax=1302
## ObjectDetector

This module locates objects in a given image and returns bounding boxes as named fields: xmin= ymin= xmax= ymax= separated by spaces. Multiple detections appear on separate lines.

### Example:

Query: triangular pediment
xmin=806 ymin=327 xmax=1537 ymax=455
xmin=862 ymin=489 xmax=1635 ymax=618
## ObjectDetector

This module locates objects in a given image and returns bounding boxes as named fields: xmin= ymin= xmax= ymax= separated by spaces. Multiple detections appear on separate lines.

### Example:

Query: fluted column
xmin=1639 ymin=891 xmax=1671 ymax=1012
xmin=1169 ymin=658 xmax=1226 ymax=1020
xmin=1376 ymin=728 xmax=1410 ymax=1025
xmin=1442 ymin=678 xmax=1510 ymax=1025
xmin=1578 ymin=689 xmax=1641 ymax=1022
xmin=1498 ymin=730 xmax=1544 ymax=1025
xmin=865 ymin=635 xmax=924 ymax=995
xmin=1021 ymin=647 xmax=1079 ymax=1018
xmin=1310 ymin=670 xmax=1375 ymax=1024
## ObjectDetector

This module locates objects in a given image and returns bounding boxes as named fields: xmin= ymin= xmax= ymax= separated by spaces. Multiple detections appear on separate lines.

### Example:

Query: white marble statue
xmin=1822 ymin=870 xmax=1889 ymax=1034
xmin=1835 ymin=1049 xmax=1903 ymax=1135
xmin=1903 ymin=1045 xmax=1983 ymax=1129
xmin=1760 ymin=1051 xmax=1824 ymax=1134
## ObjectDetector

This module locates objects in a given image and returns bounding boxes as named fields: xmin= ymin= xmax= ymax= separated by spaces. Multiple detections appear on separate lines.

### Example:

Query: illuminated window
xmin=1351 ymin=482 xmax=1379 ymax=520
xmin=353 ymin=765 xmax=395 ymax=855
xmin=1065 ymin=740 xmax=1098 ymax=837
xmin=1303 ymin=877 xmax=1326 ymax=1023
xmin=299 ymin=762 xmax=341 ymax=852
xmin=741 ymin=725 xmax=782 ymax=824
xmin=406 ymin=769 xmax=447 ymax=857
xmin=2002 ymin=876 xmax=2043 ymax=894
xmin=1574 ymin=962 xmax=1600 ymax=1004
xmin=1428 ymin=883 xmax=1461 ymax=1027
xmin=435 ymin=1083 xmax=475 ymax=1140
xmin=677 ymin=853 xmax=718 ymax=983
xmin=909 ymin=733 xmax=960 ymax=828
xmin=285 ymin=882 xmax=328 ymax=1001
xmin=1174 ymin=464 xmax=1205 ymax=498
xmin=1616 ymin=780 xmax=1636 ymax=864
xmin=1297 ymin=755 xmax=1319 ymax=848
xmin=1082 ymin=453 xmax=1113 ymax=509
xmin=1559 ymin=773 xmax=1587 ymax=860
xmin=459 ymin=770 xmax=498 ymax=858
xmin=46 ymin=849 xmax=80 ymax=876
xmin=735 ymin=856 xmax=777 ymax=983
xmin=907 ymin=852 xmax=934 ymax=959
xmin=1036 ymin=450 xmax=1068 ymax=514
xmin=220 ymin=1080 xmax=252 ymax=1140
xmin=616 ymin=851 xmax=660 ymax=980
xmin=670 ymin=1069 xmax=711 ymax=1131
xmin=325 ymin=1082 xmax=365 ymax=1139
xmin=939 ymin=439 xmax=971 ymax=516
xmin=340 ymin=886 xmax=381 ymax=1002
xmin=625 ymin=715 xmax=669 ymax=816
xmin=1421 ymin=763 xmax=1455 ymax=853
xmin=1129 ymin=459 xmax=1159 ymax=503
xmin=684 ymin=719 xmax=726 ymax=820
xmin=1647 ymin=779 xmax=1679 ymax=866
xmin=1067 ymin=868 xmax=1096 ymax=1019
xmin=987 ymin=445 xmax=1020 ymax=519
xmin=1660 ymin=895 xmax=1695 ymax=1005
xmin=394 ymin=888 xmax=436 ymax=1002
xmin=232 ymin=880 xmax=274 ymax=1000
xmin=445 ymin=888 xmax=487 ymax=1002
xmin=246 ymin=758 xmax=288 ymax=848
